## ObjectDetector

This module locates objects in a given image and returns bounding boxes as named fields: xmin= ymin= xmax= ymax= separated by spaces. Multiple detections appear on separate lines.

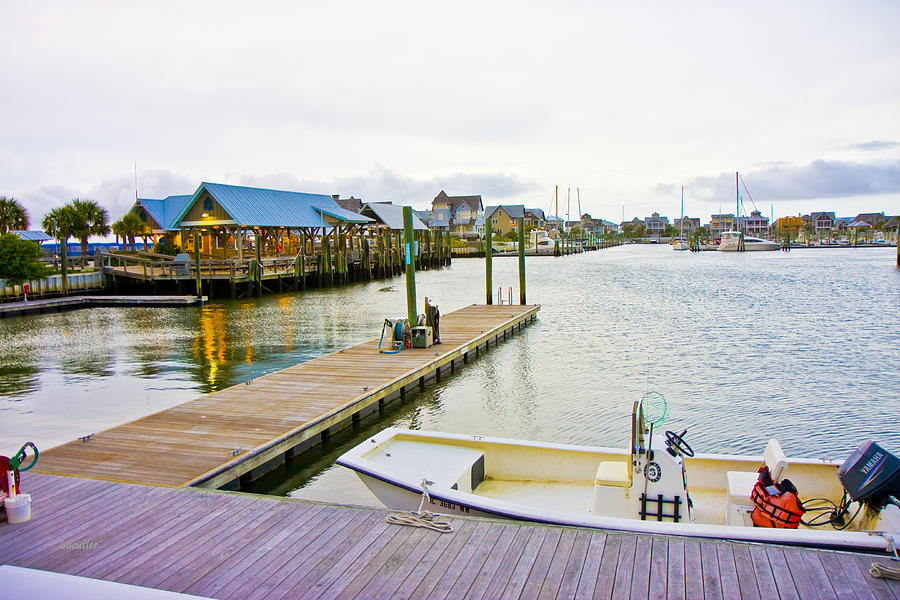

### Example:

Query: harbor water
xmin=1 ymin=245 xmax=898 ymax=506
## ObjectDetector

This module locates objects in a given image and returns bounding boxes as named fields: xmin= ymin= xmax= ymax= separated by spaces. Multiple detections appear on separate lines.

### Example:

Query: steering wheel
xmin=665 ymin=429 xmax=695 ymax=457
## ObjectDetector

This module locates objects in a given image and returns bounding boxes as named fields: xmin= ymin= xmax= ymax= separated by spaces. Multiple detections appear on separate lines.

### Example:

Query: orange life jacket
xmin=750 ymin=466 xmax=805 ymax=529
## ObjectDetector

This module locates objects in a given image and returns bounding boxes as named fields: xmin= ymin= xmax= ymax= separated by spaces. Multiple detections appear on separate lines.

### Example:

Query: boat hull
xmin=338 ymin=428 xmax=900 ymax=554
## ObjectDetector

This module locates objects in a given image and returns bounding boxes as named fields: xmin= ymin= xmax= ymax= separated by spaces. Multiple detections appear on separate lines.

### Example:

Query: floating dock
xmin=2 ymin=473 xmax=896 ymax=600
xmin=0 ymin=295 xmax=204 ymax=319
xmin=33 ymin=303 xmax=540 ymax=489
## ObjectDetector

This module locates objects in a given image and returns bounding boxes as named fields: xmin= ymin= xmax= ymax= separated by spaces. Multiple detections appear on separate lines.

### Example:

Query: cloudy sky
xmin=3 ymin=1 xmax=899 ymax=227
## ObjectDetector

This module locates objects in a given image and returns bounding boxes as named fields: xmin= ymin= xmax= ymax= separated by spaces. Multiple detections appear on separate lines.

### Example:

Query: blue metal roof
xmin=138 ymin=195 xmax=193 ymax=230
xmin=8 ymin=230 xmax=51 ymax=242
xmin=175 ymin=182 xmax=372 ymax=228
xmin=361 ymin=203 xmax=427 ymax=230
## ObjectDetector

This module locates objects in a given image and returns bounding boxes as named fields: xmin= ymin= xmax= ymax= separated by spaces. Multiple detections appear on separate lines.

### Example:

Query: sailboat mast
xmin=736 ymin=171 xmax=740 ymax=233
xmin=680 ymin=186 xmax=684 ymax=238
xmin=555 ymin=185 xmax=559 ymax=235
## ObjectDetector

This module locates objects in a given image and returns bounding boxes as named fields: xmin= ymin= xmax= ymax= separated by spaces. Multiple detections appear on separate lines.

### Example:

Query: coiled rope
xmin=386 ymin=479 xmax=453 ymax=534
xmin=869 ymin=533 xmax=900 ymax=579
xmin=869 ymin=562 xmax=900 ymax=580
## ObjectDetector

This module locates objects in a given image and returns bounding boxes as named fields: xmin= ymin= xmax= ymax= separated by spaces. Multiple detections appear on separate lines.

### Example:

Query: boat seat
xmin=594 ymin=461 xmax=632 ymax=488
xmin=725 ymin=439 xmax=788 ymax=526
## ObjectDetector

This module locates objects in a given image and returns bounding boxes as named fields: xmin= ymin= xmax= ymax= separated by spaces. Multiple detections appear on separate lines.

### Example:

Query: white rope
xmin=869 ymin=562 xmax=900 ymax=580
xmin=386 ymin=479 xmax=453 ymax=533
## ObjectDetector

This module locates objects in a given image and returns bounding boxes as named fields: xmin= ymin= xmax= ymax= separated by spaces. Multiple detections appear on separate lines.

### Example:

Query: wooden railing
xmin=98 ymin=250 xmax=319 ymax=281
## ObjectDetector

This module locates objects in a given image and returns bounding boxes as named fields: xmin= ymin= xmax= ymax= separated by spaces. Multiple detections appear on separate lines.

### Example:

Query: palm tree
xmin=111 ymin=212 xmax=144 ymax=251
xmin=70 ymin=199 xmax=110 ymax=265
xmin=0 ymin=196 xmax=29 ymax=234
xmin=42 ymin=205 xmax=79 ymax=295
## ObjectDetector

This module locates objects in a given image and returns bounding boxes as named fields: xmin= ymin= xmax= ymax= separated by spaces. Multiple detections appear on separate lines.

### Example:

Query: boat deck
xmin=3 ymin=473 xmax=898 ymax=599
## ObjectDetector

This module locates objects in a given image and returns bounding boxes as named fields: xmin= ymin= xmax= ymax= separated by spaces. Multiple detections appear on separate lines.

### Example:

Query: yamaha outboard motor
xmin=837 ymin=441 xmax=900 ymax=508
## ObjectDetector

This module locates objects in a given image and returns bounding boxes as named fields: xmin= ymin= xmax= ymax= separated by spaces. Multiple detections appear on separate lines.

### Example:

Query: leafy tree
xmin=664 ymin=224 xmax=678 ymax=238
xmin=503 ymin=230 xmax=518 ymax=241
xmin=111 ymin=212 xmax=144 ymax=251
xmin=622 ymin=221 xmax=645 ymax=239
xmin=0 ymin=197 xmax=29 ymax=234
xmin=70 ymin=199 xmax=110 ymax=264
xmin=0 ymin=233 xmax=52 ymax=285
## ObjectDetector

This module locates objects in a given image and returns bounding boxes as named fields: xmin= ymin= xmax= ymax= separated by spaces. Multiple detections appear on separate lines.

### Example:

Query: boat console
xmin=592 ymin=398 xmax=693 ymax=522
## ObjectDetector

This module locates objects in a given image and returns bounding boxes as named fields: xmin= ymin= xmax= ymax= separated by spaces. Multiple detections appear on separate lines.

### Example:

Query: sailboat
xmin=718 ymin=172 xmax=779 ymax=252
xmin=673 ymin=186 xmax=688 ymax=251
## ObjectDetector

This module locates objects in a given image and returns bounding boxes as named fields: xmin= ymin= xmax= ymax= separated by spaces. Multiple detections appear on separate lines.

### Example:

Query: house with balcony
xmin=708 ymin=214 xmax=736 ymax=239
xmin=738 ymin=210 xmax=770 ymax=236
xmin=643 ymin=212 xmax=669 ymax=238
xmin=431 ymin=191 xmax=484 ymax=239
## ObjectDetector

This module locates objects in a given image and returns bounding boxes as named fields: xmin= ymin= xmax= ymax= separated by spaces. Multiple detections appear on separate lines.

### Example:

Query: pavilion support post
xmin=324 ymin=231 xmax=333 ymax=287
xmin=299 ymin=232 xmax=306 ymax=291
xmin=255 ymin=231 xmax=262 ymax=297
xmin=194 ymin=231 xmax=202 ymax=299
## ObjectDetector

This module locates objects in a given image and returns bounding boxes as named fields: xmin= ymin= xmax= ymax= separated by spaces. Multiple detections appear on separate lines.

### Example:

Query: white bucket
xmin=4 ymin=494 xmax=32 ymax=523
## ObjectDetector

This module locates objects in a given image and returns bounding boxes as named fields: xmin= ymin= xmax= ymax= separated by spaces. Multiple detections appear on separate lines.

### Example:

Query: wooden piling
xmin=485 ymin=216 xmax=493 ymax=304
xmin=403 ymin=206 xmax=417 ymax=324
xmin=518 ymin=216 xmax=526 ymax=305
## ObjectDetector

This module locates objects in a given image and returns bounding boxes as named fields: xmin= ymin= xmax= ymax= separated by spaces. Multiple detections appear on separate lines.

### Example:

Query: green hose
xmin=10 ymin=442 xmax=38 ymax=471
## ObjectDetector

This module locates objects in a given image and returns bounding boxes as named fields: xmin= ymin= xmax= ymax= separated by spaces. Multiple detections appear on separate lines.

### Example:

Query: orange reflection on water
xmin=193 ymin=307 xmax=229 ymax=390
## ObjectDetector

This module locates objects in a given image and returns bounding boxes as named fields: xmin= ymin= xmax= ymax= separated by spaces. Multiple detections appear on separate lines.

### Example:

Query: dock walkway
xmin=0 ymin=295 xmax=203 ymax=318
xmin=34 ymin=304 xmax=540 ymax=489
xmin=3 ymin=473 xmax=897 ymax=600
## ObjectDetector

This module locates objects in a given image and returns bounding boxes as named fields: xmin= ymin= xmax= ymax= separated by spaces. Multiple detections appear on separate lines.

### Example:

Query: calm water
xmin=2 ymin=246 xmax=898 ymax=506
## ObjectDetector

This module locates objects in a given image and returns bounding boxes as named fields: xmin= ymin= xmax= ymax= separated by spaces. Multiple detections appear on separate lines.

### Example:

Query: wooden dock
xmin=33 ymin=303 xmax=540 ymax=489
xmin=0 ymin=295 xmax=204 ymax=318
xmin=3 ymin=472 xmax=897 ymax=600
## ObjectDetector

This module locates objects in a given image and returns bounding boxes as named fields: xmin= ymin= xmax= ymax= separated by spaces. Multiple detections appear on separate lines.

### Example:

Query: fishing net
xmin=641 ymin=391 xmax=668 ymax=425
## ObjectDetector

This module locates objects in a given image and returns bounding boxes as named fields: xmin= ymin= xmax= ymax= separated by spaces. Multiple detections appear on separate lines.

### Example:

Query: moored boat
xmin=718 ymin=231 xmax=780 ymax=251
xmin=337 ymin=397 xmax=900 ymax=554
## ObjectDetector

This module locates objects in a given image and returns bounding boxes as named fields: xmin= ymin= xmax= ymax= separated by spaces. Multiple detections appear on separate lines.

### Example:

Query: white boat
xmin=337 ymin=397 xmax=900 ymax=554
xmin=529 ymin=229 xmax=554 ymax=254
xmin=718 ymin=231 xmax=780 ymax=251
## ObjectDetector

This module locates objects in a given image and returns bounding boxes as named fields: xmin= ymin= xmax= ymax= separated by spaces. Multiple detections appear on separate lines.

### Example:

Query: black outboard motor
xmin=837 ymin=441 xmax=900 ymax=508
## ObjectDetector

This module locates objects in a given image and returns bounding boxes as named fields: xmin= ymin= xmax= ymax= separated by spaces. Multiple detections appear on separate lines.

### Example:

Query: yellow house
xmin=485 ymin=205 xmax=525 ymax=237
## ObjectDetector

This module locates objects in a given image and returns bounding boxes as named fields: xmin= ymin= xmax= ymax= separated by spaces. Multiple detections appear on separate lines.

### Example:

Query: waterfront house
xmin=738 ymin=210 xmax=769 ymax=236
xmin=673 ymin=217 xmax=700 ymax=235
xmin=333 ymin=195 xmax=363 ymax=214
xmin=485 ymin=205 xmax=525 ymax=237
xmin=431 ymin=191 xmax=484 ymax=239
xmin=853 ymin=212 xmax=885 ymax=227
xmin=708 ymin=214 xmax=736 ymax=239
xmin=643 ymin=212 xmax=669 ymax=238
xmin=808 ymin=212 xmax=836 ymax=235
xmin=524 ymin=208 xmax=546 ymax=229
